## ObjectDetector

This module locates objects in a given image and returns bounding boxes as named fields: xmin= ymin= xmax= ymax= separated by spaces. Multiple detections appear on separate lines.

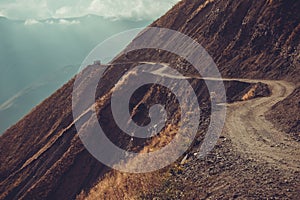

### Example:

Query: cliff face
xmin=0 ymin=0 xmax=299 ymax=199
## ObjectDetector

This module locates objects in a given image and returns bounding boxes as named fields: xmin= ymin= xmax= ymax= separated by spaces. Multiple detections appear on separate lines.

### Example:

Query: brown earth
xmin=266 ymin=87 xmax=300 ymax=140
xmin=0 ymin=0 xmax=299 ymax=199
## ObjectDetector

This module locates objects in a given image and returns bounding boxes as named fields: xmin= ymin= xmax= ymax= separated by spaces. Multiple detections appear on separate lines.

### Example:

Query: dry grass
xmin=77 ymin=121 xmax=189 ymax=199
xmin=242 ymin=85 xmax=258 ymax=101
xmin=188 ymin=0 xmax=216 ymax=21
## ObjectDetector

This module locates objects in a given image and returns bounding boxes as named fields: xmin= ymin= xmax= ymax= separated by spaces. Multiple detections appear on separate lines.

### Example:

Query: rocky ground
xmin=142 ymin=136 xmax=300 ymax=199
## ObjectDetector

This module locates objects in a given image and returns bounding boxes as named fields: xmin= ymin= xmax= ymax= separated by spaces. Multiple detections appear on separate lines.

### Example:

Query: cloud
xmin=24 ymin=18 xmax=80 ymax=26
xmin=24 ymin=19 xmax=41 ymax=25
xmin=86 ymin=0 xmax=179 ymax=20
xmin=43 ymin=19 xmax=80 ymax=25
xmin=54 ymin=6 xmax=72 ymax=17
xmin=45 ymin=20 xmax=55 ymax=24
xmin=0 ymin=10 xmax=5 ymax=17
xmin=0 ymin=0 xmax=52 ymax=19
xmin=0 ymin=0 xmax=180 ymax=20
xmin=58 ymin=19 xmax=80 ymax=25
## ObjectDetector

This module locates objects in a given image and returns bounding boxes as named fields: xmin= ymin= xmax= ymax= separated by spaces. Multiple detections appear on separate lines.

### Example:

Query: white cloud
xmin=86 ymin=0 xmax=179 ymax=20
xmin=58 ymin=19 xmax=80 ymax=25
xmin=0 ymin=10 xmax=5 ymax=17
xmin=43 ymin=19 xmax=80 ymax=25
xmin=54 ymin=6 xmax=72 ymax=18
xmin=0 ymin=0 xmax=180 ymax=21
xmin=0 ymin=0 xmax=52 ymax=20
xmin=24 ymin=19 xmax=41 ymax=25
xmin=45 ymin=20 xmax=54 ymax=24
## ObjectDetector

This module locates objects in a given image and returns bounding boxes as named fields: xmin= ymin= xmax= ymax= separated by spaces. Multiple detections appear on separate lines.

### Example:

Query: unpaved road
xmin=148 ymin=63 xmax=300 ymax=171
xmin=224 ymin=79 xmax=300 ymax=171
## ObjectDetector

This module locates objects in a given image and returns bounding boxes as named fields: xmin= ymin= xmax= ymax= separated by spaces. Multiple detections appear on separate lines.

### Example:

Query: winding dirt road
xmin=224 ymin=79 xmax=300 ymax=171
xmin=148 ymin=63 xmax=300 ymax=171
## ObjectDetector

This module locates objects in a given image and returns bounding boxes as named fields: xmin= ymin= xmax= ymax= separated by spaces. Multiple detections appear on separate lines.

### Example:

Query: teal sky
xmin=0 ymin=0 xmax=180 ymax=20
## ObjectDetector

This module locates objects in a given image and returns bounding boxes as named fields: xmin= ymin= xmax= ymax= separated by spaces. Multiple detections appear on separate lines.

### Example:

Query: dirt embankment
xmin=266 ymin=87 xmax=300 ymax=140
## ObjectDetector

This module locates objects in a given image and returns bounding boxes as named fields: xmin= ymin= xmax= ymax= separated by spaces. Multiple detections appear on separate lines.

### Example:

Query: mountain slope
xmin=0 ymin=0 xmax=299 ymax=199
xmin=153 ymin=0 xmax=299 ymax=81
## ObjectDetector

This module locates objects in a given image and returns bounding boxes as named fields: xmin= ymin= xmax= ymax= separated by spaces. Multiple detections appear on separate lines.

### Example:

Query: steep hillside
xmin=152 ymin=0 xmax=300 ymax=140
xmin=153 ymin=0 xmax=299 ymax=82
xmin=266 ymin=87 xmax=300 ymax=140
xmin=0 ymin=0 xmax=299 ymax=199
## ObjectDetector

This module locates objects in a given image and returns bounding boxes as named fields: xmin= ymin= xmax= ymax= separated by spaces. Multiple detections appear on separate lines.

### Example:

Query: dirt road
xmin=224 ymin=79 xmax=300 ymax=171
xmin=147 ymin=62 xmax=300 ymax=171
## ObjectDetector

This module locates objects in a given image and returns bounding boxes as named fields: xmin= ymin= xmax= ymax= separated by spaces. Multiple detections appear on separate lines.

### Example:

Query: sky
xmin=0 ymin=0 xmax=180 ymax=20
